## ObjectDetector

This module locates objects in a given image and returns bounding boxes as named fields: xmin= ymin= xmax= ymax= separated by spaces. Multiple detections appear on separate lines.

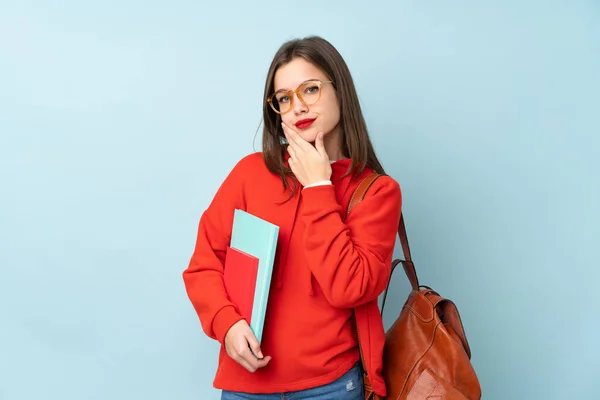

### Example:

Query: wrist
xmin=304 ymin=179 xmax=332 ymax=189
xmin=213 ymin=306 xmax=243 ymax=344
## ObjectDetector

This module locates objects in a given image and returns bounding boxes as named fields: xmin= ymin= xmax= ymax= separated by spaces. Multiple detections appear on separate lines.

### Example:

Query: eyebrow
xmin=274 ymin=78 xmax=321 ymax=92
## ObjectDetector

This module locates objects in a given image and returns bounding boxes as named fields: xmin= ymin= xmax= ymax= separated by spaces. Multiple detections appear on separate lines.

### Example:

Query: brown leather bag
xmin=349 ymin=174 xmax=482 ymax=400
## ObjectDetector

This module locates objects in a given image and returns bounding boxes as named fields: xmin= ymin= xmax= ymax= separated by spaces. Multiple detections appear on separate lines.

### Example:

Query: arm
xmin=182 ymin=158 xmax=247 ymax=343
xmin=300 ymin=176 xmax=401 ymax=308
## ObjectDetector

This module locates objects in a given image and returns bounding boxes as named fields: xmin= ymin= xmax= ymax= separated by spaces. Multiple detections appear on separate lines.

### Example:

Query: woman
xmin=183 ymin=36 xmax=401 ymax=399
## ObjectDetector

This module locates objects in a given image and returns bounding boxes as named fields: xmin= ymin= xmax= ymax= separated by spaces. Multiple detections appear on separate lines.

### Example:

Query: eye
xmin=277 ymin=95 xmax=290 ymax=103
xmin=304 ymin=85 xmax=319 ymax=94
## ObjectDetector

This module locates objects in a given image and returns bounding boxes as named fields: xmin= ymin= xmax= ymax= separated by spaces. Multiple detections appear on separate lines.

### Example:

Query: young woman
xmin=183 ymin=36 xmax=401 ymax=400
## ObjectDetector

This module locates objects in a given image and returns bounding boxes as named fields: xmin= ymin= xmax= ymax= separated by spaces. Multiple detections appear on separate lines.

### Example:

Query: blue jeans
xmin=221 ymin=363 xmax=363 ymax=400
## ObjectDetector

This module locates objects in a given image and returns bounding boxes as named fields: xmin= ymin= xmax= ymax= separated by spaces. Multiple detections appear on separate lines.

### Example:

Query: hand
xmin=282 ymin=123 xmax=332 ymax=187
xmin=224 ymin=320 xmax=271 ymax=373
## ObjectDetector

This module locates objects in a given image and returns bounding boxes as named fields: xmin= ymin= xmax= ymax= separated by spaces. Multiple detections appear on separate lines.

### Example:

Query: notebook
xmin=223 ymin=247 xmax=259 ymax=325
xmin=230 ymin=209 xmax=279 ymax=343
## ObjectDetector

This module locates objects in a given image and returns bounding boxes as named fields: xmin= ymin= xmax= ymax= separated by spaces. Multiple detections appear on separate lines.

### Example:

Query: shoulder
xmin=226 ymin=152 xmax=269 ymax=180
xmin=346 ymin=171 xmax=401 ymax=216
xmin=373 ymin=174 xmax=401 ymax=196
xmin=345 ymin=172 xmax=402 ymax=231
xmin=359 ymin=173 xmax=402 ymax=211
xmin=220 ymin=151 xmax=281 ymax=193
xmin=354 ymin=170 xmax=401 ymax=200
xmin=208 ymin=152 xmax=270 ymax=206
xmin=232 ymin=151 xmax=266 ymax=170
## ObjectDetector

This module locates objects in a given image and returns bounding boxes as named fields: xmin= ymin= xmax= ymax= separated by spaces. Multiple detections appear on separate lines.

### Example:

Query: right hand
xmin=224 ymin=320 xmax=271 ymax=373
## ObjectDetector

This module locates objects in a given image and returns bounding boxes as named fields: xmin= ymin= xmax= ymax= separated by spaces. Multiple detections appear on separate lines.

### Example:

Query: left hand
xmin=282 ymin=122 xmax=332 ymax=187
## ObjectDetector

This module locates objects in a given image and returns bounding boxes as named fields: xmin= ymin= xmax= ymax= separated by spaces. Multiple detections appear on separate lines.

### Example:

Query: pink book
xmin=223 ymin=246 xmax=259 ymax=324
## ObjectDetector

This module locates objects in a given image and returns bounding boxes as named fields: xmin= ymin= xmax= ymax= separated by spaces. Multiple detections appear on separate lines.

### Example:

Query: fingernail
xmin=258 ymin=351 xmax=264 ymax=358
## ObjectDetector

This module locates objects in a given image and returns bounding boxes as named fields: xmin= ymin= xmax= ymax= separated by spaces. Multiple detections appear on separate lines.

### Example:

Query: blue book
xmin=230 ymin=209 xmax=279 ymax=343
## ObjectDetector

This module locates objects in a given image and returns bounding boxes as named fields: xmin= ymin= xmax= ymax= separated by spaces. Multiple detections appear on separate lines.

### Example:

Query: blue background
xmin=1 ymin=1 xmax=598 ymax=399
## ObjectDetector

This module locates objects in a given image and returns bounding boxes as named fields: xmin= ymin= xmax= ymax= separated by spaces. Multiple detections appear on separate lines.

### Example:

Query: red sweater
xmin=183 ymin=152 xmax=401 ymax=395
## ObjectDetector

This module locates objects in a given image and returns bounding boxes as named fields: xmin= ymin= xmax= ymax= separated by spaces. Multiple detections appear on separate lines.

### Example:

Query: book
xmin=229 ymin=209 xmax=279 ymax=343
xmin=223 ymin=247 xmax=259 ymax=325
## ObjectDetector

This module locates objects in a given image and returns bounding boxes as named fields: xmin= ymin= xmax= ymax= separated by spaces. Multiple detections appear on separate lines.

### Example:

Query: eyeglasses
xmin=267 ymin=79 xmax=333 ymax=114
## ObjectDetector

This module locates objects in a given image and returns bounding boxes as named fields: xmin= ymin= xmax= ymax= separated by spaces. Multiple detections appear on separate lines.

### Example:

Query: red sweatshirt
xmin=183 ymin=152 xmax=401 ymax=395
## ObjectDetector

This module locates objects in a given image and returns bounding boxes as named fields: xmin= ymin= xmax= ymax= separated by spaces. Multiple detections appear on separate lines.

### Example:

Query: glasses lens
xmin=270 ymin=92 xmax=291 ymax=114
xmin=298 ymin=80 xmax=322 ymax=106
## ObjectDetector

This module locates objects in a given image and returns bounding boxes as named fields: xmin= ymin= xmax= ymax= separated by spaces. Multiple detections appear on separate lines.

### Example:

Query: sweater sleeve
xmin=182 ymin=157 xmax=250 ymax=343
xmin=300 ymin=176 xmax=401 ymax=308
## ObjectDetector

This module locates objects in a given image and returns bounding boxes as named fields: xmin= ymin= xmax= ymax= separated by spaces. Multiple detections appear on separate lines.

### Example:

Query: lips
xmin=295 ymin=118 xmax=316 ymax=129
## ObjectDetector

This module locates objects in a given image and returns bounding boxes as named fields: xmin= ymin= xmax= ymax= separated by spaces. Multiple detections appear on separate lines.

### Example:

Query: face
xmin=272 ymin=58 xmax=340 ymax=144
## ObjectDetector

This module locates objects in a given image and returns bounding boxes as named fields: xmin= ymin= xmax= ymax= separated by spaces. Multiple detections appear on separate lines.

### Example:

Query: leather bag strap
xmin=347 ymin=173 xmax=418 ymax=316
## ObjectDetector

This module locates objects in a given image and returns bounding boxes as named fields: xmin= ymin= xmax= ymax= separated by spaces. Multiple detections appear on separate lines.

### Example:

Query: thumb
xmin=315 ymin=133 xmax=328 ymax=158
xmin=245 ymin=329 xmax=264 ymax=359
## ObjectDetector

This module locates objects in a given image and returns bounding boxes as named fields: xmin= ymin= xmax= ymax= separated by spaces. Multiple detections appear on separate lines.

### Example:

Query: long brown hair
xmin=261 ymin=36 xmax=386 ymax=196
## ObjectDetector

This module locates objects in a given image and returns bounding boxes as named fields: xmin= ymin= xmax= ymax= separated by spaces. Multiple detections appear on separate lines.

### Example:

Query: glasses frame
xmin=266 ymin=79 xmax=334 ymax=114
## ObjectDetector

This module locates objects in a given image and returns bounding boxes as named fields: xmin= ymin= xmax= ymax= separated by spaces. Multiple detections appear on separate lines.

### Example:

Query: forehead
xmin=274 ymin=58 xmax=327 ymax=91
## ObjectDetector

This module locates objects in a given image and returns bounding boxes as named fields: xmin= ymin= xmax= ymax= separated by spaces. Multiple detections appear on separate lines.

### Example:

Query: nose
xmin=292 ymin=92 xmax=308 ymax=115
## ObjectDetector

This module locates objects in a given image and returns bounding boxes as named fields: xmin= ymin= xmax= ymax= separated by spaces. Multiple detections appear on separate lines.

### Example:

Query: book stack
xmin=223 ymin=209 xmax=279 ymax=343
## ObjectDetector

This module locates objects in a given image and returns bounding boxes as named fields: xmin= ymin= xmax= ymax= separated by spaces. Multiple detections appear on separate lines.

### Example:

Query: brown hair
xmin=261 ymin=36 xmax=386 ymax=196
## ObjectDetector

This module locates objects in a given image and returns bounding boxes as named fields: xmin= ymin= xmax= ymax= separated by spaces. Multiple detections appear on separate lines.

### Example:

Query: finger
xmin=234 ymin=342 xmax=262 ymax=372
xmin=282 ymin=123 xmax=308 ymax=150
xmin=286 ymin=140 xmax=302 ymax=169
xmin=246 ymin=353 xmax=271 ymax=370
xmin=239 ymin=346 xmax=264 ymax=371
xmin=281 ymin=123 xmax=296 ymax=143
xmin=245 ymin=331 xmax=264 ymax=359
xmin=315 ymin=132 xmax=328 ymax=158
xmin=237 ymin=354 xmax=257 ymax=372
xmin=286 ymin=143 xmax=295 ymax=156
xmin=227 ymin=343 xmax=255 ymax=372
xmin=256 ymin=355 xmax=271 ymax=369
xmin=282 ymin=124 xmax=300 ymax=151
